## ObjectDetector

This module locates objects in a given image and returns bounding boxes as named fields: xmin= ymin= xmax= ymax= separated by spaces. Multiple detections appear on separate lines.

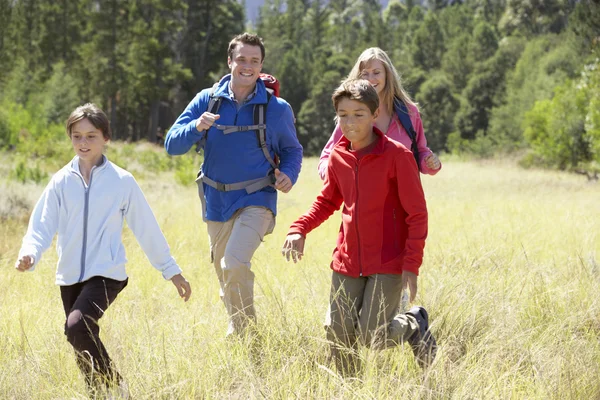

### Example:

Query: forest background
xmin=0 ymin=0 xmax=599 ymax=180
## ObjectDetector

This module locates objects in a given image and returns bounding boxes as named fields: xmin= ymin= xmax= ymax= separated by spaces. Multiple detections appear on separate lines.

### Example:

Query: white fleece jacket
xmin=18 ymin=156 xmax=181 ymax=285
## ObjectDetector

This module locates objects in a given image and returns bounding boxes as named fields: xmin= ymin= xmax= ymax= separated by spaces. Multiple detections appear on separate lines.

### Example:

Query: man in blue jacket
xmin=165 ymin=32 xmax=303 ymax=336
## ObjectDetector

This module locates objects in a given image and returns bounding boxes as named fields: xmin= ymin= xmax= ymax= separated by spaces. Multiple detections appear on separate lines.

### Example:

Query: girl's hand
xmin=281 ymin=234 xmax=305 ymax=263
xmin=171 ymin=274 xmax=192 ymax=302
xmin=424 ymin=153 xmax=441 ymax=170
xmin=15 ymin=255 xmax=34 ymax=272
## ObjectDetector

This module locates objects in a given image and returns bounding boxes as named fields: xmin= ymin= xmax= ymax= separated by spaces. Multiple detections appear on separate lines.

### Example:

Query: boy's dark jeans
xmin=60 ymin=276 xmax=128 ymax=390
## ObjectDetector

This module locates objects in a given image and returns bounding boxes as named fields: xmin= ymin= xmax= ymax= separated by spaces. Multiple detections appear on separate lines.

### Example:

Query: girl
xmin=318 ymin=47 xmax=442 ymax=180
xmin=15 ymin=103 xmax=191 ymax=396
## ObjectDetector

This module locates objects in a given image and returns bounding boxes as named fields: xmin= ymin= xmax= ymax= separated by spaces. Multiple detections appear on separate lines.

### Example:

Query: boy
xmin=15 ymin=103 xmax=192 ymax=396
xmin=281 ymin=79 xmax=436 ymax=375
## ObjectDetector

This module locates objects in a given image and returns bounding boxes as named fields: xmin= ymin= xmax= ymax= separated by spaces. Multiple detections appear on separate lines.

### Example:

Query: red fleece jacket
xmin=288 ymin=127 xmax=428 ymax=277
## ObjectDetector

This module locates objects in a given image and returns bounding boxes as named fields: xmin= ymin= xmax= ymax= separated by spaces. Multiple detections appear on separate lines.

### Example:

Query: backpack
xmin=195 ymin=73 xmax=281 ymax=199
xmin=393 ymin=97 xmax=420 ymax=171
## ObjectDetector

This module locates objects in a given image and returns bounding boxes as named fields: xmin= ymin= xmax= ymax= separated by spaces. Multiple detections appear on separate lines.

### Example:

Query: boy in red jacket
xmin=282 ymin=79 xmax=436 ymax=375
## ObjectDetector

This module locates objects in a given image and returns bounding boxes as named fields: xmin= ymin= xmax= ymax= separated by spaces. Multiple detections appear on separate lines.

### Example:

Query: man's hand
xmin=171 ymin=274 xmax=192 ymax=302
xmin=15 ymin=255 xmax=34 ymax=272
xmin=196 ymin=112 xmax=220 ymax=132
xmin=424 ymin=153 xmax=441 ymax=170
xmin=401 ymin=271 xmax=418 ymax=302
xmin=281 ymin=234 xmax=305 ymax=263
xmin=274 ymin=168 xmax=293 ymax=193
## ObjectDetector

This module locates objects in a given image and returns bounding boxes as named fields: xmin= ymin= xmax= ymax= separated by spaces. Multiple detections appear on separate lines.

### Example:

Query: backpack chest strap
xmin=215 ymin=124 xmax=266 ymax=134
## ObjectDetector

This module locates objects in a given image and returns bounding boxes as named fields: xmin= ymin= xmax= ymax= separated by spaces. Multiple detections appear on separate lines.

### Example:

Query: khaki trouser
xmin=207 ymin=206 xmax=275 ymax=336
xmin=326 ymin=271 xmax=419 ymax=375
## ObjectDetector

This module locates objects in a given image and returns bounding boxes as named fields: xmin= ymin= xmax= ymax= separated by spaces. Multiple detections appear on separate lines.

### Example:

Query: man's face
xmin=228 ymin=43 xmax=263 ymax=90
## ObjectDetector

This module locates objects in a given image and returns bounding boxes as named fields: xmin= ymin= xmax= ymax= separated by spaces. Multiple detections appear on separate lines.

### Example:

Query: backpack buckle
xmin=217 ymin=182 xmax=226 ymax=192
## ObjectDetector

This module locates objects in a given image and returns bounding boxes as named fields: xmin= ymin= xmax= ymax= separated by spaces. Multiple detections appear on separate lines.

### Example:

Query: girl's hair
xmin=66 ymin=103 xmax=111 ymax=140
xmin=332 ymin=79 xmax=379 ymax=114
xmin=347 ymin=47 xmax=418 ymax=116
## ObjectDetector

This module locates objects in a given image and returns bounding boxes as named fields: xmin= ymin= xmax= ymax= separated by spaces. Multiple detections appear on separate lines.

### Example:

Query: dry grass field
xmin=1 ymin=156 xmax=599 ymax=399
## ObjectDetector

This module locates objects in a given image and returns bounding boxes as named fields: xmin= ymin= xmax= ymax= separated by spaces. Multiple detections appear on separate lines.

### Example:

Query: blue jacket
xmin=165 ymin=75 xmax=303 ymax=222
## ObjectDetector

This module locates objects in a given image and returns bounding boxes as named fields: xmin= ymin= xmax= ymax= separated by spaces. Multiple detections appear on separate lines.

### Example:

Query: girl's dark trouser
xmin=60 ymin=276 xmax=127 ymax=388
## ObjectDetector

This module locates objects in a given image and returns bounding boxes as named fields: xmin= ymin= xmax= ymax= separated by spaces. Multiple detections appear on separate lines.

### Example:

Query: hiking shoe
xmin=406 ymin=306 xmax=437 ymax=368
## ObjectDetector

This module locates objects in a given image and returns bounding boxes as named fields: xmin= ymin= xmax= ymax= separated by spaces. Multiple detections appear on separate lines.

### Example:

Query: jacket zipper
xmin=354 ymin=163 xmax=363 ymax=276
xmin=77 ymin=168 xmax=95 ymax=282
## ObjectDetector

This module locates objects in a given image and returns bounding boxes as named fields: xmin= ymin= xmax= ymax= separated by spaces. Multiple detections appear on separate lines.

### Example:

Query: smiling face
xmin=359 ymin=59 xmax=387 ymax=95
xmin=228 ymin=43 xmax=263 ymax=92
xmin=336 ymin=97 xmax=378 ymax=150
xmin=70 ymin=118 xmax=108 ymax=166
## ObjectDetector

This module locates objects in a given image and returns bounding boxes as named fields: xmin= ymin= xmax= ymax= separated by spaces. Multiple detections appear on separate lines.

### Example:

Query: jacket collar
xmin=69 ymin=155 xmax=108 ymax=176
xmin=334 ymin=126 xmax=388 ymax=157
xmin=212 ymin=74 xmax=269 ymax=105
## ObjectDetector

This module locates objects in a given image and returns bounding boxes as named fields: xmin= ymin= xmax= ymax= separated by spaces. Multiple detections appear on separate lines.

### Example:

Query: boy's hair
xmin=228 ymin=32 xmax=265 ymax=62
xmin=347 ymin=47 xmax=418 ymax=116
xmin=66 ymin=103 xmax=111 ymax=140
xmin=332 ymin=79 xmax=379 ymax=114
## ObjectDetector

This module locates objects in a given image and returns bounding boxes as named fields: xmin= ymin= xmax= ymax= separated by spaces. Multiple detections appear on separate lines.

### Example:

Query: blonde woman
xmin=318 ymin=47 xmax=441 ymax=180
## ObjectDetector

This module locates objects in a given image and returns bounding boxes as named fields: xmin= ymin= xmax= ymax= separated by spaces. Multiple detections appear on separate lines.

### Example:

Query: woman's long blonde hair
xmin=347 ymin=47 xmax=418 ymax=116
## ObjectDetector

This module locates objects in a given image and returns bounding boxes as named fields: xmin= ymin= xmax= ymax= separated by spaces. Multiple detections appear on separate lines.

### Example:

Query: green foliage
xmin=488 ymin=35 xmax=579 ymax=151
xmin=416 ymin=73 xmax=459 ymax=151
xmin=42 ymin=62 xmax=81 ymax=125
xmin=174 ymin=152 xmax=202 ymax=186
xmin=411 ymin=11 xmax=444 ymax=72
xmin=499 ymin=0 xmax=573 ymax=36
xmin=523 ymin=63 xmax=599 ymax=171
xmin=0 ymin=0 xmax=597 ymax=173
xmin=9 ymin=158 xmax=47 ymax=184
xmin=455 ymin=36 xmax=525 ymax=143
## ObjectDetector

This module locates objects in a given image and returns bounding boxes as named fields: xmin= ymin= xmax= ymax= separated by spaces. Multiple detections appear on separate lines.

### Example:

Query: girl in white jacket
xmin=15 ymin=103 xmax=191 ymax=396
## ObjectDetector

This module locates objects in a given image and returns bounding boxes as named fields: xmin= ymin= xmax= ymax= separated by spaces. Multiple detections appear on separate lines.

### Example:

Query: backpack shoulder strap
xmin=254 ymin=91 xmax=278 ymax=170
xmin=207 ymin=82 xmax=223 ymax=114
xmin=195 ymin=83 xmax=222 ymax=153
xmin=394 ymin=98 xmax=420 ymax=171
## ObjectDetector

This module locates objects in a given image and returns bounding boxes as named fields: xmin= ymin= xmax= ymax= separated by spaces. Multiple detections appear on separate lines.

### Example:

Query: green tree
xmin=488 ymin=35 xmax=578 ymax=150
xmin=455 ymin=38 xmax=523 ymax=140
xmin=523 ymin=80 xmax=590 ymax=170
xmin=178 ymin=0 xmax=245 ymax=104
xmin=125 ymin=0 xmax=192 ymax=142
xmin=76 ymin=0 xmax=130 ymax=139
xmin=499 ymin=0 xmax=573 ymax=36
xmin=297 ymin=52 xmax=352 ymax=155
xmin=411 ymin=11 xmax=444 ymax=72
xmin=382 ymin=0 xmax=408 ymax=51
xmin=416 ymin=73 xmax=459 ymax=151
xmin=0 ymin=0 xmax=14 ymax=82
xmin=442 ymin=33 xmax=473 ymax=92
xmin=469 ymin=21 xmax=498 ymax=63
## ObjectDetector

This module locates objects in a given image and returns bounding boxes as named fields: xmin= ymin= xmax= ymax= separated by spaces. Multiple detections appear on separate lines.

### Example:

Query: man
xmin=165 ymin=32 xmax=302 ymax=336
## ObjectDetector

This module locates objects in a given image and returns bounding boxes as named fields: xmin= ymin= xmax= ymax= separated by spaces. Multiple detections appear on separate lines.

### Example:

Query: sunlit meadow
xmin=1 ymin=156 xmax=599 ymax=399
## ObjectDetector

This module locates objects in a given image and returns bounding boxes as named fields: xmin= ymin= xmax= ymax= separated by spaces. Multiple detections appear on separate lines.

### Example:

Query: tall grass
xmin=1 ymin=158 xmax=599 ymax=399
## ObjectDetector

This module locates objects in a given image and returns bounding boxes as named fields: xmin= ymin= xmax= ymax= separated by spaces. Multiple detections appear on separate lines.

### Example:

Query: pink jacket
xmin=318 ymin=104 xmax=441 ymax=180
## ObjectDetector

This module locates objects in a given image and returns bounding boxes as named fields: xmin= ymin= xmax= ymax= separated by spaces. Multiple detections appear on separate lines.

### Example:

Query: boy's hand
xmin=170 ymin=274 xmax=192 ymax=302
xmin=282 ymin=234 xmax=305 ymax=263
xmin=15 ymin=255 xmax=34 ymax=272
xmin=196 ymin=112 xmax=220 ymax=132
xmin=274 ymin=168 xmax=292 ymax=193
xmin=401 ymin=271 xmax=418 ymax=302
xmin=424 ymin=153 xmax=440 ymax=170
